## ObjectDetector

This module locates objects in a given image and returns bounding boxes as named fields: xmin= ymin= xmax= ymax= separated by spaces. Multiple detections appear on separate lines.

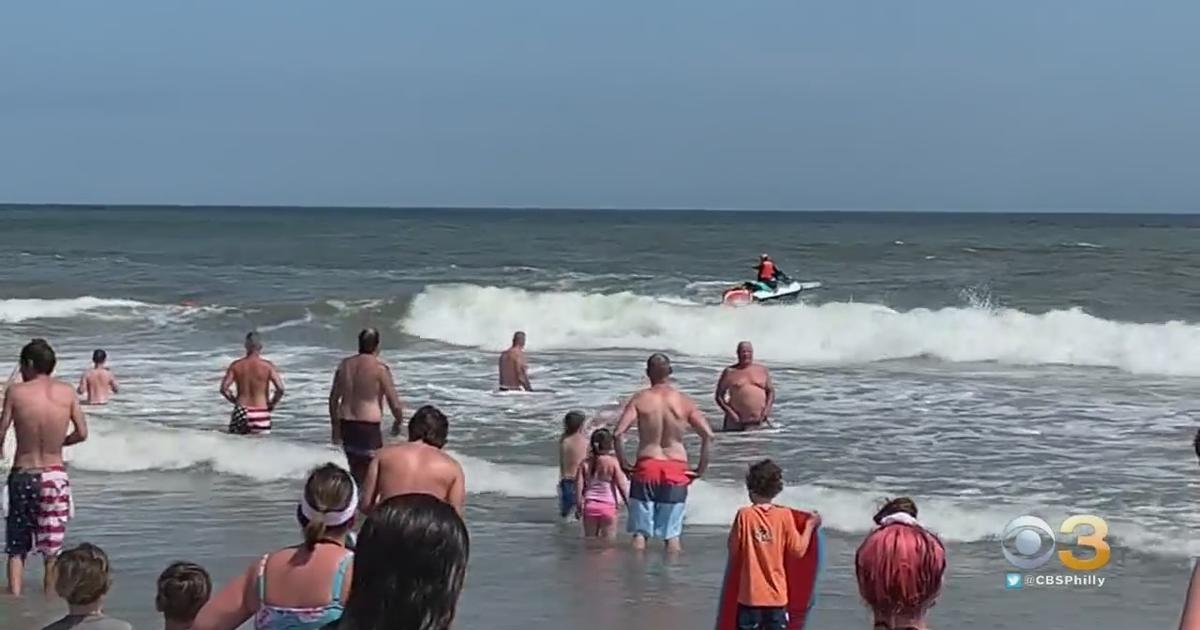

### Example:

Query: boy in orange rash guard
xmin=727 ymin=459 xmax=820 ymax=630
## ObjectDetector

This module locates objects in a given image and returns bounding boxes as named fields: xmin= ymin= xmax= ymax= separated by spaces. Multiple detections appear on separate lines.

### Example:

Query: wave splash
xmin=402 ymin=284 xmax=1200 ymax=376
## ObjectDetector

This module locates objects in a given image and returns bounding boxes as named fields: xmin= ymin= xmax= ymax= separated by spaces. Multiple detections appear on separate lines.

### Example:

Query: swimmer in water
xmin=714 ymin=341 xmax=775 ymax=432
xmin=574 ymin=428 xmax=629 ymax=540
xmin=77 ymin=349 xmax=119 ymax=405
xmin=557 ymin=411 xmax=588 ymax=521
xmin=219 ymin=332 xmax=284 ymax=436
xmin=498 ymin=331 xmax=532 ymax=391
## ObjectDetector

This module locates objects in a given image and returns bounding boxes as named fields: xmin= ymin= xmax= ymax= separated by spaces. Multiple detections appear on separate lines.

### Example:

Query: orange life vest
xmin=758 ymin=260 xmax=776 ymax=281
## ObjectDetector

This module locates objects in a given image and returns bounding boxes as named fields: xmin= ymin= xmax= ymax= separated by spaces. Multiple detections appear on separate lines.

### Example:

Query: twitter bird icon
xmin=1005 ymin=573 xmax=1024 ymax=589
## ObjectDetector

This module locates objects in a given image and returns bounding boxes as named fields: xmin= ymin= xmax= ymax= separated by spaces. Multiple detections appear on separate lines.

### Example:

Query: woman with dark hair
xmin=195 ymin=464 xmax=357 ymax=630
xmin=329 ymin=493 xmax=469 ymax=630
xmin=855 ymin=497 xmax=946 ymax=630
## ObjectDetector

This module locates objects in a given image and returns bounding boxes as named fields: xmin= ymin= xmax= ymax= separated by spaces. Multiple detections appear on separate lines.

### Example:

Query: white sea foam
xmin=0 ymin=296 xmax=224 ymax=324
xmin=0 ymin=297 xmax=154 ymax=323
xmin=402 ymin=284 xmax=1200 ymax=376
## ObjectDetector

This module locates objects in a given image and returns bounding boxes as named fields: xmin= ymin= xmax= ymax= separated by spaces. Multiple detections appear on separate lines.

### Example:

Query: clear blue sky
xmin=1 ymin=1 xmax=1197 ymax=210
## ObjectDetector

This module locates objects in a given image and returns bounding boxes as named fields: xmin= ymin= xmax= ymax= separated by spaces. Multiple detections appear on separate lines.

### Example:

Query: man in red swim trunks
xmin=614 ymin=353 xmax=713 ymax=552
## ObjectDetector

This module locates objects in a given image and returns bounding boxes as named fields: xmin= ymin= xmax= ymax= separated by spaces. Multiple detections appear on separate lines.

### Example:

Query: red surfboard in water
xmin=715 ymin=509 xmax=825 ymax=630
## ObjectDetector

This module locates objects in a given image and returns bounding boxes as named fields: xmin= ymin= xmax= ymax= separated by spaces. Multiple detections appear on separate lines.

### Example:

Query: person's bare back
xmin=330 ymin=354 xmax=396 ymax=424
xmin=0 ymin=340 xmax=88 ymax=596
xmin=613 ymin=353 xmax=713 ymax=551
xmin=3 ymin=376 xmax=84 ymax=470
xmin=498 ymin=331 xmax=531 ymax=391
xmin=560 ymin=432 xmax=588 ymax=478
xmin=360 ymin=405 xmax=465 ymax=516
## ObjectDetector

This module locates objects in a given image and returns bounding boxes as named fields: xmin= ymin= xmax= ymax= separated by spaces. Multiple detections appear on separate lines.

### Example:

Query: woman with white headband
xmin=194 ymin=463 xmax=358 ymax=630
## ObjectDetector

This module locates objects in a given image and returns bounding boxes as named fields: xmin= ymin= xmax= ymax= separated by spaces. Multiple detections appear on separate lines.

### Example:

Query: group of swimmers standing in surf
xmin=2 ymin=328 xmax=951 ymax=629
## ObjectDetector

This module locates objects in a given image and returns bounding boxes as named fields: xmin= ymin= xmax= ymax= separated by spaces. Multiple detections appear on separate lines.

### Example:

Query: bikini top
xmin=254 ymin=549 xmax=353 ymax=630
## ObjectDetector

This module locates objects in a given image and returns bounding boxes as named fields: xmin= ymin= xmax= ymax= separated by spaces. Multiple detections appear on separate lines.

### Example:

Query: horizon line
xmin=2 ymin=201 xmax=1198 ymax=215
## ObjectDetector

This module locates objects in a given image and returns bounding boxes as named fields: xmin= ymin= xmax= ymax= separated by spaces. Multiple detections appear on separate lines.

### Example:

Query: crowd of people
xmin=0 ymin=329 xmax=970 ymax=629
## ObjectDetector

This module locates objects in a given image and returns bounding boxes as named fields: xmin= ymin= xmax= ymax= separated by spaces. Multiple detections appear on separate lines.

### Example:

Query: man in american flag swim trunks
xmin=220 ymin=332 xmax=285 ymax=435
xmin=0 ymin=339 xmax=89 ymax=596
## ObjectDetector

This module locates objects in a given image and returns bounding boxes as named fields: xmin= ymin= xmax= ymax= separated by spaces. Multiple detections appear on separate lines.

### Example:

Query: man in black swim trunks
xmin=328 ymin=328 xmax=406 ymax=487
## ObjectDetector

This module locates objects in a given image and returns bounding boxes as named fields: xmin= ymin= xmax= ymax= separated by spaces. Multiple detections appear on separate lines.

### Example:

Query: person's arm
xmin=109 ymin=372 xmax=119 ymax=394
xmin=713 ymin=368 xmax=738 ymax=422
xmin=613 ymin=398 xmax=638 ymax=473
xmin=77 ymin=372 xmax=87 ymax=396
xmin=63 ymin=396 xmax=88 ymax=446
xmin=267 ymin=365 xmax=284 ymax=411
xmin=518 ymin=356 xmax=532 ymax=392
xmin=381 ymin=365 xmax=405 ymax=436
xmin=687 ymin=401 xmax=714 ymax=478
xmin=327 ymin=365 xmax=343 ymax=445
xmin=0 ymin=388 xmax=14 ymax=455
xmin=760 ymin=371 xmax=775 ymax=425
xmin=790 ymin=512 xmax=820 ymax=559
xmin=219 ymin=365 xmax=237 ymax=405
xmin=192 ymin=562 xmax=257 ymax=630
xmin=615 ymin=460 xmax=630 ymax=505
xmin=448 ymin=461 xmax=467 ymax=517
xmin=360 ymin=456 xmax=381 ymax=514
xmin=574 ymin=461 xmax=587 ymax=519
xmin=1181 ymin=561 xmax=1200 ymax=629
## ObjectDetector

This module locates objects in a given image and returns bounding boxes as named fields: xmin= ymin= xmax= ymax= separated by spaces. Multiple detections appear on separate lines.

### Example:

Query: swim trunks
xmin=723 ymin=415 xmax=765 ymax=432
xmin=558 ymin=478 xmax=578 ymax=518
xmin=5 ymin=466 xmax=73 ymax=557
xmin=627 ymin=458 xmax=690 ymax=540
xmin=340 ymin=420 xmax=383 ymax=486
xmin=230 ymin=405 xmax=271 ymax=435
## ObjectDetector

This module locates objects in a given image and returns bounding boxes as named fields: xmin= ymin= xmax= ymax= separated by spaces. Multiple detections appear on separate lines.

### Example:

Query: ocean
xmin=1 ymin=205 xmax=1198 ymax=629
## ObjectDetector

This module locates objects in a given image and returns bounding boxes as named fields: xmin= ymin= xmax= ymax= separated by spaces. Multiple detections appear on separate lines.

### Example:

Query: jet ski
xmin=722 ymin=280 xmax=821 ymax=306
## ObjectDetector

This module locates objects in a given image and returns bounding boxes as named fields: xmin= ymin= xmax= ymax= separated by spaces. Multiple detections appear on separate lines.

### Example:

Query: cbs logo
xmin=1000 ymin=515 xmax=1110 ymax=571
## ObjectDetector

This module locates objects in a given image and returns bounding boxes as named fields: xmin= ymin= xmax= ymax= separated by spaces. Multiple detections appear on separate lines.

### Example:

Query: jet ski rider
xmin=753 ymin=254 xmax=789 ymax=289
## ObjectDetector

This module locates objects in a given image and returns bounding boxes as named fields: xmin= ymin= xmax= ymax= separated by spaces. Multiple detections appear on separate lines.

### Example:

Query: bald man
xmin=498 ymin=331 xmax=532 ymax=391
xmin=614 ymin=353 xmax=713 ymax=552
xmin=714 ymin=341 xmax=775 ymax=431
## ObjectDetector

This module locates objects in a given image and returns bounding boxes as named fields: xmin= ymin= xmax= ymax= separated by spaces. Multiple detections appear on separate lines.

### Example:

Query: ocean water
xmin=1 ymin=205 xmax=1198 ymax=629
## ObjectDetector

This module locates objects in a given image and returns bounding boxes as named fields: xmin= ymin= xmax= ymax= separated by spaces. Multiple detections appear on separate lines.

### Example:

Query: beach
xmin=1 ymin=205 xmax=1198 ymax=629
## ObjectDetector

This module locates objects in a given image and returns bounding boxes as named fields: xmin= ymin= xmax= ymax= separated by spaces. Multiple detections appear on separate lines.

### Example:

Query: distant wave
xmin=402 ymin=284 xmax=1200 ymax=376
xmin=0 ymin=297 xmax=161 ymax=323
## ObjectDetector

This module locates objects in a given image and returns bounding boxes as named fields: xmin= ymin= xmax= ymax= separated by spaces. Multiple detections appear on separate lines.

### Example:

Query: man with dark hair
xmin=727 ymin=460 xmax=819 ymax=630
xmin=78 ymin=349 xmax=119 ymax=406
xmin=1 ymin=339 xmax=88 ymax=596
xmin=614 ymin=352 xmax=714 ymax=552
xmin=360 ymin=405 xmax=465 ymax=516
xmin=498 ymin=331 xmax=532 ymax=391
xmin=328 ymin=327 xmax=406 ymax=487
xmin=156 ymin=561 xmax=211 ymax=630
xmin=219 ymin=332 xmax=284 ymax=435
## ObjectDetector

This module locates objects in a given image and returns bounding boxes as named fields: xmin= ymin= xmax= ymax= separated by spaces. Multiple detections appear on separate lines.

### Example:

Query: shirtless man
xmin=498 ymin=331 xmax=532 ymax=391
xmin=328 ymin=328 xmax=406 ymax=487
xmin=614 ymin=353 xmax=714 ymax=552
xmin=360 ymin=405 xmax=465 ymax=516
xmin=0 ymin=339 xmax=88 ymax=596
xmin=77 ymin=349 xmax=119 ymax=405
xmin=219 ymin=332 xmax=284 ymax=435
xmin=714 ymin=341 xmax=775 ymax=432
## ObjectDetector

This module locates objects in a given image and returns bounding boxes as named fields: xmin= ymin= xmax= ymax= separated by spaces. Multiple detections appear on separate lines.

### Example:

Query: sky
xmin=1 ymin=1 xmax=1197 ymax=211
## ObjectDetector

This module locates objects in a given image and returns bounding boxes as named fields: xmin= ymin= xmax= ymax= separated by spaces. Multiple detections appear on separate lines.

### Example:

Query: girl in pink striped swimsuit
xmin=574 ymin=429 xmax=630 ymax=539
